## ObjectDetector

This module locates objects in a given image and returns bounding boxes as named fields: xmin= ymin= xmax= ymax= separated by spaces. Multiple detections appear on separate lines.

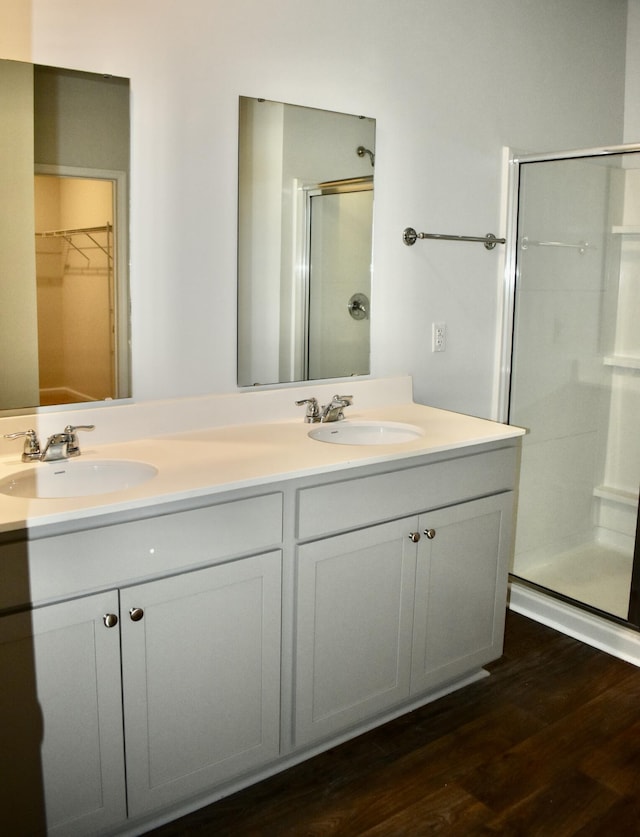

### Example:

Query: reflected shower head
xmin=357 ymin=146 xmax=375 ymax=167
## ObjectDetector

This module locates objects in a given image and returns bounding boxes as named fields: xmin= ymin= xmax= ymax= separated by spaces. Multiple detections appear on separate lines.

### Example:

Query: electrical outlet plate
xmin=432 ymin=322 xmax=446 ymax=352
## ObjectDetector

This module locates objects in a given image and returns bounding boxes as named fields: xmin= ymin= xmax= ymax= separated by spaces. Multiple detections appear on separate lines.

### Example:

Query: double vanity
xmin=0 ymin=378 xmax=524 ymax=836
xmin=2 ymin=56 xmax=524 ymax=836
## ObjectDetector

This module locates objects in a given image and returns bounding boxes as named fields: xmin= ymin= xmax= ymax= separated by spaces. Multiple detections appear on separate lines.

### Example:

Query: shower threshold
xmin=512 ymin=541 xmax=632 ymax=620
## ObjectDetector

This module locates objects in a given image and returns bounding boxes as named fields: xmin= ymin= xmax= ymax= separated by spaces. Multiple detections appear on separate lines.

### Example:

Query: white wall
xmin=1 ymin=0 xmax=630 ymax=419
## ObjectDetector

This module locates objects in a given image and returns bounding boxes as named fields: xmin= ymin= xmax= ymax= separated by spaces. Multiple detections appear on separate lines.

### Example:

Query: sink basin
xmin=308 ymin=421 xmax=423 ymax=446
xmin=0 ymin=459 xmax=158 ymax=499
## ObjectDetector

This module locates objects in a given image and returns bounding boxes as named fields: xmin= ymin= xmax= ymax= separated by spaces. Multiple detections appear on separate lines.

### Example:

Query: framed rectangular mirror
xmin=237 ymin=96 xmax=375 ymax=387
xmin=0 ymin=60 xmax=130 ymax=413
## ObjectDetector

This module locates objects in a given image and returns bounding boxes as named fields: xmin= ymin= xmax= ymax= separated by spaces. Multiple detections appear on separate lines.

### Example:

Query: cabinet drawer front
xmin=1 ymin=492 xmax=283 ymax=610
xmin=297 ymin=446 xmax=517 ymax=539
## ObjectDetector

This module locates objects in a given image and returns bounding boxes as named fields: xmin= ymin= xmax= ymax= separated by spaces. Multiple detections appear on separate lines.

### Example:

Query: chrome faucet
xmin=4 ymin=425 xmax=95 ymax=462
xmin=320 ymin=394 xmax=353 ymax=422
xmin=296 ymin=395 xmax=353 ymax=423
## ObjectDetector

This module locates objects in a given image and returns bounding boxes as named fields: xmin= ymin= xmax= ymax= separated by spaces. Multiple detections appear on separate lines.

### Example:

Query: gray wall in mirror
xmin=237 ymin=96 xmax=375 ymax=387
xmin=0 ymin=60 xmax=130 ymax=413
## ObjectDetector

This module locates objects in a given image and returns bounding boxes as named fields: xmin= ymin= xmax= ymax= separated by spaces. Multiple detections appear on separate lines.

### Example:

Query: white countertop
xmin=0 ymin=401 xmax=524 ymax=535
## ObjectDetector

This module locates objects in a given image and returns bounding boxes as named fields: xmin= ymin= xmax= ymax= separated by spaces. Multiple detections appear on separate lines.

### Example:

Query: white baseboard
xmin=509 ymin=580 xmax=640 ymax=667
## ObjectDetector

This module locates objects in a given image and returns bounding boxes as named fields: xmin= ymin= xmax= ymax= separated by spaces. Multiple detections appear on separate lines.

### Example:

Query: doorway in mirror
xmin=34 ymin=174 xmax=120 ymax=405
xmin=307 ymin=184 xmax=372 ymax=380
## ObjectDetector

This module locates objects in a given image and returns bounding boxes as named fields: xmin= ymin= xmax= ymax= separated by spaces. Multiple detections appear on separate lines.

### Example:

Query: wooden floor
xmin=146 ymin=612 xmax=640 ymax=836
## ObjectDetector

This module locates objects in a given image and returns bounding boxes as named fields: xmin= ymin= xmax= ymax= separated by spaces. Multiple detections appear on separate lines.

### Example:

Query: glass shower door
xmin=509 ymin=150 xmax=640 ymax=623
xmin=307 ymin=187 xmax=372 ymax=380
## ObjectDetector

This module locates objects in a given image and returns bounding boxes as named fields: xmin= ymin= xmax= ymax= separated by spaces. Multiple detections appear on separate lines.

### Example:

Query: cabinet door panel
xmin=121 ymin=551 xmax=281 ymax=817
xmin=411 ymin=492 xmax=514 ymax=693
xmin=295 ymin=519 xmax=417 ymax=746
xmin=0 ymin=591 xmax=126 ymax=837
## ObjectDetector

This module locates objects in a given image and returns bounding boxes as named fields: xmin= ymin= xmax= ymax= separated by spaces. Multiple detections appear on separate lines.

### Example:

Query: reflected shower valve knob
xmin=348 ymin=293 xmax=369 ymax=320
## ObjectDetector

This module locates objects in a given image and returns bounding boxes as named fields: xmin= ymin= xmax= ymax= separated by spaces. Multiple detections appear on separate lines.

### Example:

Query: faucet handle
xmin=64 ymin=424 xmax=95 ymax=456
xmin=331 ymin=394 xmax=353 ymax=405
xmin=295 ymin=397 xmax=320 ymax=423
xmin=3 ymin=429 xmax=41 ymax=462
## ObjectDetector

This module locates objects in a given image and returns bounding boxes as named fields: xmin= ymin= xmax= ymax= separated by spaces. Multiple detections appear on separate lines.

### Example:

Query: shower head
xmin=357 ymin=146 xmax=375 ymax=167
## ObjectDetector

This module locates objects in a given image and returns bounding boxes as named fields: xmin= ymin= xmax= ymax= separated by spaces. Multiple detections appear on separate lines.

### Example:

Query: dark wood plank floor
xmin=145 ymin=612 xmax=640 ymax=836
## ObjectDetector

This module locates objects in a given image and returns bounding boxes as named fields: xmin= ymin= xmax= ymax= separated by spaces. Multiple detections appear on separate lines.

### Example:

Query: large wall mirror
xmin=0 ymin=60 xmax=130 ymax=412
xmin=237 ymin=96 xmax=375 ymax=387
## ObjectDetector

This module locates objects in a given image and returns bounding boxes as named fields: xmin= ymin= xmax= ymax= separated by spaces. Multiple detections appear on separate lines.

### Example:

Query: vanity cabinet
xmin=0 ymin=491 xmax=284 ymax=836
xmin=121 ymin=550 xmax=282 ymax=818
xmin=293 ymin=448 xmax=516 ymax=747
xmin=0 ymin=591 xmax=126 ymax=837
xmin=0 ymin=433 xmax=521 ymax=835
xmin=295 ymin=518 xmax=418 ymax=745
xmin=411 ymin=492 xmax=513 ymax=694
xmin=0 ymin=553 xmax=282 ymax=836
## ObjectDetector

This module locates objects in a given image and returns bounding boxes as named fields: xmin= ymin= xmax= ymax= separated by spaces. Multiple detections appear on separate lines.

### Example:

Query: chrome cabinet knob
xmin=408 ymin=532 xmax=421 ymax=543
xmin=424 ymin=528 xmax=436 ymax=539
xmin=103 ymin=613 xmax=118 ymax=628
xmin=129 ymin=607 xmax=144 ymax=622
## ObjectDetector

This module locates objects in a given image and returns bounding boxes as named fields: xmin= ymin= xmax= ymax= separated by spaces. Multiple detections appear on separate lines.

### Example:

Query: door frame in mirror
xmin=35 ymin=164 xmax=130 ymax=402
xmin=295 ymin=175 xmax=373 ymax=381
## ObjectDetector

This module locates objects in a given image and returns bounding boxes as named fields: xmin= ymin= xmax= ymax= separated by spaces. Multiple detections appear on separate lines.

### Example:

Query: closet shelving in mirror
xmin=35 ymin=223 xmax=113 ymax=276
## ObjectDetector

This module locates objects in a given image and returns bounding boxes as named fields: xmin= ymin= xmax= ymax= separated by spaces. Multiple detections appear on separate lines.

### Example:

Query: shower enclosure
xmin=306 ymin=182 xmax=372 ymax=380
xmin=504 ymin=144 xmax=640 ymax=635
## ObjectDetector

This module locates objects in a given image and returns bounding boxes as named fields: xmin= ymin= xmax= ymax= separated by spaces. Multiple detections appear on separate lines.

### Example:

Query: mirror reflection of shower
xmin=303 ymin=178 xmax=373 ymax=381
xmin=237 ymin=96 xmax=375 ymax=387
xmin=356 ymin=145 xmax=375 ymax=167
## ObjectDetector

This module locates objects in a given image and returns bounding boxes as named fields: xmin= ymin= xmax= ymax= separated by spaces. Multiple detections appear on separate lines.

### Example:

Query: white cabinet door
xmin=411 ymin=492 xmax=514 ymax=693
xmin=0 ymin=591 xmax=126 ymax=837
xmin=121 ymin=551 xmax=282 ymax=817
xmin=294 ymin=518 xmax=418 ymax=746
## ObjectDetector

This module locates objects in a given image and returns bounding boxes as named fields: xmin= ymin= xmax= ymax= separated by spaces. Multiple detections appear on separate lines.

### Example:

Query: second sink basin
xmin=0 ymin=459 xmax=158 ymax=499
xmin=308 ymin=421 xmax=423 ymax=446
